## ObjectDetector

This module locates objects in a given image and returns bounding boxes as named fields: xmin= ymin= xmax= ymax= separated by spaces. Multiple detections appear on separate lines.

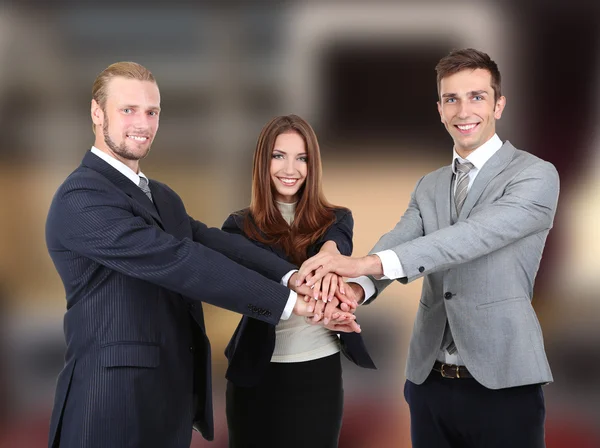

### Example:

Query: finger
xmin=338 ymin=276 xmax=346 ymax=295
xmin=328 ymin=274 xmax=338 ymax=302
xmin=306 ymin=296 xmax=314 ymax=313
xmin=312 ymin=278 xmax=322 ymax=300
xmin=296 ymin=254 xmax=326 ymax=285
xmin=340 ymin=302 xmax=350 ymax=312
xmin=306 ymin=265 xmax=328 ymax=287
xmin=321 ymin=274 xmax=332 ymax=302
xmin=312 ymin=298 xmax=326 ymax=322
xmin=333 ymin=321 xmax=361 ymax=333
xmin=323 ymin=298 xmax=339 ymax=325
xmin=337 ymin=291 xmax=358 ymax=310
xmin=295 ymin=283 xmax=312 ymax=297
xmin=336 ymin=311 xmax=356 ymax=321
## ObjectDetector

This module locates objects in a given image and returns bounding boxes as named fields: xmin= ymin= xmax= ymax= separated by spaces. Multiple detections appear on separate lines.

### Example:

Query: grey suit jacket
xmin=368 ymin=141 xmax=559 ymax=389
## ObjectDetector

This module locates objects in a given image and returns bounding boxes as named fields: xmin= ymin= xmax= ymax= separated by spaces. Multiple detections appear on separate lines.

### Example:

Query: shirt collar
xmin=90 ymin=146 xmax=148 ymax=186
xmin=451 ymin=134 xmax=503 ymax=174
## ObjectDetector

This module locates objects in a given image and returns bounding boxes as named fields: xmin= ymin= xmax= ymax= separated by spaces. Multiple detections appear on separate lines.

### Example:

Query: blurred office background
xmin=0 ymin=1 xmax=599 ymax=446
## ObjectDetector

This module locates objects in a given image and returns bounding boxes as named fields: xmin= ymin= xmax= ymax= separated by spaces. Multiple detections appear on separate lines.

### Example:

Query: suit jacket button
xmin=189 ymin=346 xmax=194 ymax=352
xmin=418 ymin=266 xmax=425 ymax=273
xmin=189 ymin=303 xmax=196 ymax=310
xmin=444 ymin=292 xmax=453 ymax=300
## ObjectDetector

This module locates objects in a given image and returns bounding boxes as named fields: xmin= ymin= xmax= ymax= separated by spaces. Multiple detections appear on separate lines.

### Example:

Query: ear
xmin=437 ymin=101 xmax=443 ymax=122
xmin=494 ymin=96 xmax=506 ymax=120
xmin=91 ymin=99 xmax=104 ymax=127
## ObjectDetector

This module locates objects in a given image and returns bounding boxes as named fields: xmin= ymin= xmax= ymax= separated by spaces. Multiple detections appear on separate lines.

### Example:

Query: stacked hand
xmin=289 ymin=272 xmax=362 ymax=333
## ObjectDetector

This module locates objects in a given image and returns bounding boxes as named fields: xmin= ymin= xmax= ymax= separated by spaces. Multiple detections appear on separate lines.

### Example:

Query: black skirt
xmin=226 ymin=352 xmax=344 ymax=448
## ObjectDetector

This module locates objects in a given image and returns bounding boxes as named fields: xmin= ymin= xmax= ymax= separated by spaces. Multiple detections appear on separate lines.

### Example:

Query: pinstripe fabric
xmin=221 ymin=209 xmax=376 ymax=389
xmin=45 ymin=151 xmax=297 ymax=448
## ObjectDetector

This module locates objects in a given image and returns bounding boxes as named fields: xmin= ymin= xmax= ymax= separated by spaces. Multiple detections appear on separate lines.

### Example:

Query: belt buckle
xmin=440 ymin=363 xmax=458 ymax=379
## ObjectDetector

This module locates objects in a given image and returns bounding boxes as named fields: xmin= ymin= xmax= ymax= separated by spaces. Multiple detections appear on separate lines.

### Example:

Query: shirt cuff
xmin=347 ymin=276 xmax=376 ymax=305
xmin=281 ymin=291 xmax=297 ymax=320
xmin=374 ymin=250 xmax=405 ymax=280
xmin=281 ymin=269 xmax=298 ymax=287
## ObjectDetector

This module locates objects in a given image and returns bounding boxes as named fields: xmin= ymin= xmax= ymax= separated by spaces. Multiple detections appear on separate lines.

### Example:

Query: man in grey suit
xmin=297 ymin=48 xmax=559 ymax=447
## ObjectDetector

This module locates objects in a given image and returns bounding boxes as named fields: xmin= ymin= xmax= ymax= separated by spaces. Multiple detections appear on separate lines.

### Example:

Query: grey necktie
xmin=138 ymin=176 xmax=153 ymax=202
xmin=441 ymin=159 xmax=474 ymax=355
xmin=454 ymin=159 xmax=474 ymax=215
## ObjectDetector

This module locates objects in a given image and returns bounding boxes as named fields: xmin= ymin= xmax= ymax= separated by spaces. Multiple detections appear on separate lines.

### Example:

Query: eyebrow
xmin=441 ymin=90 xmax=489 ymax=98
xmin=121 ymin=105 xmax=161 ymax=111
xmin=272 ymin=149 xmax=307 ymax=156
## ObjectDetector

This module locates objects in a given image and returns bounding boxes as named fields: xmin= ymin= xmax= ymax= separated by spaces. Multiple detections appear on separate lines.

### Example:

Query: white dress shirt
xmin=89 ymin=147 xmax=298 ymax=319
xmin=349 ymin=134 xmax=504 ymax=363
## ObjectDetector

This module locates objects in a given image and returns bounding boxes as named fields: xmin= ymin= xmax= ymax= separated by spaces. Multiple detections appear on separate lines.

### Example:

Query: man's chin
xmin=118 ymin=146 xmax=151 ymax=161
xmin=452 ymin=135 xmax=480 ymax=152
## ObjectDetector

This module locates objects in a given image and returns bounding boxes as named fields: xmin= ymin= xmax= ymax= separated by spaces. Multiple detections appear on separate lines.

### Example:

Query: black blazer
xmin=45 ymin=151 xmax=298 ymax=448
xmin=221 ymin=208 xmax=376 ymax=388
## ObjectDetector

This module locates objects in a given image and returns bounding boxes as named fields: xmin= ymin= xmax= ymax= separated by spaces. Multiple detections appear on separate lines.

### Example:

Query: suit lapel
xmin=151 ymin=183 xmax=180 ymax=233
xmin=459 ymin=141 xmax=516 ymax=220
xmin=81 ymin=151 xmax=164 ymax=227
xmin=435 ymin=166 xmax=454 ymax=229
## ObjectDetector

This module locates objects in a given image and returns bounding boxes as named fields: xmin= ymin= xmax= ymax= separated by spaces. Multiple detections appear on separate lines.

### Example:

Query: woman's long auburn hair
xmin=243 ymin=114 xmax=340 ymax=265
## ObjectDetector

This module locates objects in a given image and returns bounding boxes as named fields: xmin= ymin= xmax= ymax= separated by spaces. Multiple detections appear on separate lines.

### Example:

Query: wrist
xmin=359 ymin=254 xmax=383 ymax=277
xmin=348 ymin=282 xmax=366 ymax=304
xmin=320 ymin=240 xmax=340 ymax=254
xmin=288 ymin=272 xmax=297 ymax=289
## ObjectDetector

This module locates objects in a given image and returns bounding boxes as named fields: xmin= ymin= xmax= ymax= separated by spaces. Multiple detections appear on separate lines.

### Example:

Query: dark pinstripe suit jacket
xmin=221 ymin=209 xmax=376 ymax=388
xmin=45 ymin=151 xmax=297 ymax=448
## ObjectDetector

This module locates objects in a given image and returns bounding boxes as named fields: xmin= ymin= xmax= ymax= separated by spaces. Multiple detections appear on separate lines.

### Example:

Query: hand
xmin=313 ymin=296 xmax=357 ymax=325
xmin=304 ymin=301 xmax=361 ymax=333
xmin=288 ymin=272 xmax=313 ymax=297
xmin=296 ymin=253 xmax=383 ymax=287
xmin=322 ymin=296 xmax=352 ymax=325
xmin=340 ymin=281 xmax=365 ymax=306
xmin=310 ymin=272 xmax=344 ymax=302
xmin=297 ymin=253 xmax=360 ymax=287
xmin=324 ymin=319 xmax=361 ymax=333
xmin=333 ymin=280 xmax=358 ymax=310
xmin=292 ymin=296 xmax=318 ymax=317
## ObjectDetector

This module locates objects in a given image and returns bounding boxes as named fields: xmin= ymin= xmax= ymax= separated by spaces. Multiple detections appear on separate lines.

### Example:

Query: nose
xmin=131 ymin=113 xmax=151 ymax=131
xmin=282 ymin=157 xmax=296 ymax=175
xmin=457 ymin=101 xmax=471 ymax=119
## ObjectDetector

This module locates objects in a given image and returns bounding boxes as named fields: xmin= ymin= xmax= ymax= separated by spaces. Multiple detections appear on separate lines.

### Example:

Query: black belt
xmin=432 ymin=361 xmax=473 ymax=379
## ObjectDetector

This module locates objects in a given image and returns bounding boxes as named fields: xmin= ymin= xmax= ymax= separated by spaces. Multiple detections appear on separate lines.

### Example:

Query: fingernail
xmin=324 ymin=318 xmax=329 ymax=325
xmin=308 ymin=306 xmax=314 ymax=312
xmin=295 ymin=280 xmax=300 ymax=287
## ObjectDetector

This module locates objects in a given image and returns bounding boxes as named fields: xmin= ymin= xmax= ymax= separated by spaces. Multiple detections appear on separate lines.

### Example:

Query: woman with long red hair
xmin=221 ymin=114 xmax=375 ymax=448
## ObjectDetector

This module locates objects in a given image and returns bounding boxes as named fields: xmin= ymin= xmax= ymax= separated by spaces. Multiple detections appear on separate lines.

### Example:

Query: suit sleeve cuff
xmin=281 ymin=291 xmax=297 ymax=320
xmin=347 ymin=276 xmax=376 ymax=305
xmin=374 ymin=250 xmax=405 ymax=280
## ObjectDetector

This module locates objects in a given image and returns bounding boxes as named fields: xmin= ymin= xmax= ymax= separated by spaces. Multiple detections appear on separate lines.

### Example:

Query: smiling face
xmin=269 ymin=131 xmax=308 ymax=203
xmin=437 ymin=68 xmax=505 ymax=158
xmin=91 ymin=77 xmax=161 ymax=172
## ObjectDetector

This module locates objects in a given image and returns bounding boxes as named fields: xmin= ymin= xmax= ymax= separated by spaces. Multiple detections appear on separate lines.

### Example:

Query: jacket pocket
xmin=476 ymin=296 xmax=528 ymax=310
xmin=99 ymin=343 xmax=160 ymax=368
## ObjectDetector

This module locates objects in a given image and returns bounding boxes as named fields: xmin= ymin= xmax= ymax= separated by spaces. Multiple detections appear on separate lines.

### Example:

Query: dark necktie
xmin=138 ymin=176 xmax=153 ymax=202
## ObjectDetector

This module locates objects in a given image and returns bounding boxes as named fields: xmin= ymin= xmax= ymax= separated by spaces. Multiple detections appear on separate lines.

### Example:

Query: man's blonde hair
xmin=91 ymin=61 xmax=156 ymax=133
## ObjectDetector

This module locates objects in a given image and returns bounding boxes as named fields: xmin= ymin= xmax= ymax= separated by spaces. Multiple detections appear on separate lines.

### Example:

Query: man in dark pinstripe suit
xmin=45 ymin=62 xmax=334 ymax=448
